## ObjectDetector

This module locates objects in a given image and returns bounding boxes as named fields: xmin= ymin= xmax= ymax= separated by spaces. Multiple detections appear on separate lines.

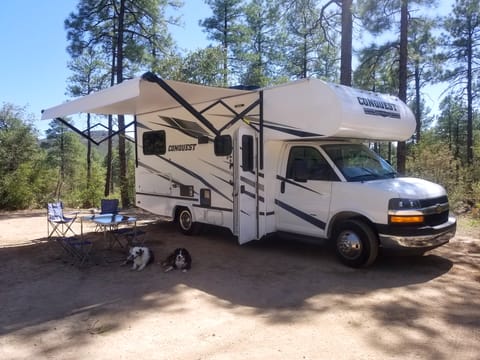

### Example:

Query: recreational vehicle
xmin=42 ymin=72 xmax=456 ymax=267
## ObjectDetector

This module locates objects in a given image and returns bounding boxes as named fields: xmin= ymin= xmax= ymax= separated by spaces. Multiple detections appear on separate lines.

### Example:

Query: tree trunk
xmin=340 ymin=0 xmax=352 ymax=86
xmin=466 ymin=18 xmax=473 ymax=165
xmin=414 ymin=61 xmax=421 ymax=143
xmin=396 ymin=0 xmax=408 ymax=174
xmin=104 ymin=114 xmax=113 ymax=197
xmin=104 ymin=9 xmax=117 ymax=198
xmin=223 ymin=2 xmax=228 ymax=85
xmin=303 ymin=35 xmax=308 ymax=78
xmin=86 ymin=113 xmax=92 ymax=207
xmin=116 ymin=0 xmax=130 ymax=208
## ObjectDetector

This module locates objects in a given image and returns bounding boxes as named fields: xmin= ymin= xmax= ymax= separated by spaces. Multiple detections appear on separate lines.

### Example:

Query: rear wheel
xmin=177 ymin=208 xmax=201 ymax=235
xmin=333 ymin=219 xmax=378 ymax=268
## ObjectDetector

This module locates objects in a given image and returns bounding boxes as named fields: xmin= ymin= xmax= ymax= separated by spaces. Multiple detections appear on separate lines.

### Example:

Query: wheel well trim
xmin=327 ymin=212 xmax=378 ymax=239
xmin=173 ymin=205 xmax=195 ymax=222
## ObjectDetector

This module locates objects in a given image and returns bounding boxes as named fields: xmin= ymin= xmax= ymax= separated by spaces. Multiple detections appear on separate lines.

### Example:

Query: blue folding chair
xmin=47 ymin=202 xmax=92 ymax=267
xmin=47 ymin=202 xmax=77 ymax=239
xmin=94 ymin=199 xmax=120 ymax=232
xmin=100 ymin=199 xmax=119 ymax=216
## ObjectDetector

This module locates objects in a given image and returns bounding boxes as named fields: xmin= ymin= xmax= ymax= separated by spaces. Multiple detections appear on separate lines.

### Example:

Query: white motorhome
xmin=42 ymin=72 xmax=456 ymax=267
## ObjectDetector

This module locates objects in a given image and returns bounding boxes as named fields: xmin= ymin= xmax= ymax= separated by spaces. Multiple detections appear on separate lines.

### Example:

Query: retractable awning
xmin=41 ymin=72 xmax=251 ymax=120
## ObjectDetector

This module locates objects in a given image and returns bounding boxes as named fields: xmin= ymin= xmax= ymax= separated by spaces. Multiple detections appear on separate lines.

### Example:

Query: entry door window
xmin=242 ymin=135 xmax=254 ymax=172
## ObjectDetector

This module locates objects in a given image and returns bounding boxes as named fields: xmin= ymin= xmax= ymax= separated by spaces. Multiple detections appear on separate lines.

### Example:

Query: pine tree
xmin=441 ymin=0 xmax=480 ymax=165
xmin=65 ymin=0 xmax=180 ymax=207
xmin=200 ymin=0 xmax=246 ymax=85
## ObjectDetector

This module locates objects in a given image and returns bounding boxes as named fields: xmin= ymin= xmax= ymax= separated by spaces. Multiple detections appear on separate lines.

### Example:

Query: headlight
xmin=388 ymin=198 xmax=424 ymax=224
xmin=389 ymin=198 xmax=421 ymax=210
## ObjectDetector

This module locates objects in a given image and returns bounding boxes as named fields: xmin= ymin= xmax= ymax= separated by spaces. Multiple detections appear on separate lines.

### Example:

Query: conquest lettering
xmin=168 ymin=143 xmax=197 ymax=152
xmin=357 ymin=97 xmax=398 ymax=112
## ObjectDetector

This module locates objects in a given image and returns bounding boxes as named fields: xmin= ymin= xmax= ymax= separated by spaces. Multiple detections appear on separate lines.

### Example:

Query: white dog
xmin=125 ymin=246 xmax=154 ymax=271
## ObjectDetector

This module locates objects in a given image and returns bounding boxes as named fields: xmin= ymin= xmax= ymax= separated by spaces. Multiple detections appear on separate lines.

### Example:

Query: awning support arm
xmin=142 ymin=72 xmax=220 ymax=136
xmin=218 ymin=99 xmax=261 ymax=133
xmin=54 ymin=117 xmax=136 ymax=145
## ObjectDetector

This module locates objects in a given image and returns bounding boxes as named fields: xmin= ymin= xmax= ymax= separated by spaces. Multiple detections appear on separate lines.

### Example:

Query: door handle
xmin=281 ymin=181 xmax=285 ymax=193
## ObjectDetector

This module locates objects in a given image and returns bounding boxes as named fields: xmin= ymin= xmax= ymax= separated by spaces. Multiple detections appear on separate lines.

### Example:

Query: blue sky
xmin=0 ymin=1 xmax=453 ymax=137
xmin=0 ymin=1 xmax=211 ymax=135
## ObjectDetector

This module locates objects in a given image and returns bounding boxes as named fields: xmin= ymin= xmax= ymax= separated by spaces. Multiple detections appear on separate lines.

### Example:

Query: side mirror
xmin=214 ymin=135 xmax=232 ymax=156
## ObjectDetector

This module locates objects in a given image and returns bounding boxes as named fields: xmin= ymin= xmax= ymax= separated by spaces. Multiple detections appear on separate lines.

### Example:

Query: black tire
xmin=333 ymin=219 xmax=378 ymax=268
xmin=177 ymin=208 xmax=201 ymax=235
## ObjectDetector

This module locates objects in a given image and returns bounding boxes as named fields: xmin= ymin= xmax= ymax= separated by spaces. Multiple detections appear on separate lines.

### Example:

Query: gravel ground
xmin=0 ymin=210 xmax=479 ymax=360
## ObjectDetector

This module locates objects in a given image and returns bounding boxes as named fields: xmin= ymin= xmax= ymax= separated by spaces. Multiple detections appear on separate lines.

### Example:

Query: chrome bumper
xmin=378 ymin=216 xmax=456 ymax=253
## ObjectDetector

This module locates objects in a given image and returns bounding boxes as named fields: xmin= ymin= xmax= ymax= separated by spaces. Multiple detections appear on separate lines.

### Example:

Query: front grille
xmin=389 ymin=195 xmax=450 ymax=228
xmin=424 ymin=211 xmax=449 ymax=226
xmin=419 ymin=196 xmax=448 ymax=208
xmin=422 ymin=196 xmax=449 ymax=226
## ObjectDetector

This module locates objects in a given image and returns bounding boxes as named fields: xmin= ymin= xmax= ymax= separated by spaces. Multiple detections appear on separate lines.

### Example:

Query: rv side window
xmin=214 ymin=135 xmax=232 ymax=156
xmin=242 ymin=135 xmax=254 ymax=172
xmin=143 ymin=130 xmax=166 ymax=155
xmin=286 ymin=146 xmax=339 ymax=181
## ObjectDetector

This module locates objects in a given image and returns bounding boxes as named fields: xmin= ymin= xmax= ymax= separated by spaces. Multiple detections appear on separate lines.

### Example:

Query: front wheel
xmin=177 ymin=208 xmax=201 ymax=235
xmin=333 ymin=219 xmax=378 ymax=268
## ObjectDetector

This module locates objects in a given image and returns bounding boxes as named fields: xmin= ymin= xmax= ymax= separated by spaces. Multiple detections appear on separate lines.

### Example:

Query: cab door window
xmin=286 ymin=146 xmax=339 ymax=181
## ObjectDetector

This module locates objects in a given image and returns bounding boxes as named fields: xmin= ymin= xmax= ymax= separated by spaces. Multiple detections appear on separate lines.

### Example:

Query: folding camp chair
xmin=47 ymin=202 xmax=78 ymax=240
xmin=47 ymin=202 xmax=92 ymax=267
xmin=94 ymin=199 xmax=119 ymax=232
xmin=58 ymin=236 xmax=93 ymax=267
xmin=100 ymin=199 xmax=119 ymax=215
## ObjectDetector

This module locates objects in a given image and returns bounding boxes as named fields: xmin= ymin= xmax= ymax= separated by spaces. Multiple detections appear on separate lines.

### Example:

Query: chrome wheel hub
xmin=337 ymin=230 xmax=362 ymax=260
xmin=180 ymin=212 xmax=191 ymax=230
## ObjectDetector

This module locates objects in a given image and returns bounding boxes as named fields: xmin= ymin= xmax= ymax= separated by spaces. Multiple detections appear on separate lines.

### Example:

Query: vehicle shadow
xmin=1 ymin=220 xmax=477 ymax=360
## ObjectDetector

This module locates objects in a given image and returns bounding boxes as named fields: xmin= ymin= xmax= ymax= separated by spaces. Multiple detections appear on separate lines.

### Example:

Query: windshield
xmin=321 ymin=143 xmax=396 ymax=182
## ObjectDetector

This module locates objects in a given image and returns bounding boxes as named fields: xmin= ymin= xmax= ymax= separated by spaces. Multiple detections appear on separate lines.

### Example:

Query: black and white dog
xmin=162 ymin=248 xmax=192 ymax=272
xmin=124 ymin=246 xmax=155 ymax=271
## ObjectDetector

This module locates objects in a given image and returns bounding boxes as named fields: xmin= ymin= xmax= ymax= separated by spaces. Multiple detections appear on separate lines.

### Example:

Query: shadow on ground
xmin=1 ymin=218 xmax=478 ymax=359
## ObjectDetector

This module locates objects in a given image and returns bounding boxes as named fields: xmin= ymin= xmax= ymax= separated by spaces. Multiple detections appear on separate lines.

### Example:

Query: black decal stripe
xmin=158 ymin=155 xmax=232 ymax=203
xmin=276 ymin=175 xmax=322 ymax=195
xmin=137 ymin=122 xmax=151 ymax=130
xmin=363 ymin=109 xmax=400 ymax=119
xmin=240 ymin=176 xmax=264 ymax=192
xmin=151 ymin=122 xmax=200 ymax=140
xmin=137 ymin=192 xmax=198 ymax=202
xmin=240 ymin=176 xmax=256 ymax=189
xmin=138 ymin=161 xmax=192 ymax=191
xmin=247 ymin=118 xmax=322 ymax=137
xmin=263 ymin=124 xmax=322 ymax=137
xmin=212 ymin=173 xmax=231 ymax=186
xmin=241 ymin=188 xmax=264 ymax=203
xmin=260 ymin=211 xmax=275 ymax=216
xmin=192 ymin=204 xmax=233 ymax=212
xmin=242 ymin=189 xmax=255 ymax=199
xmin=244 ymin=119 xmax=324 ymax=137
xmin=201 ymin=159 xmax=231 ymax=175
xmin=275 ymin=199 xmax=326 ymax=230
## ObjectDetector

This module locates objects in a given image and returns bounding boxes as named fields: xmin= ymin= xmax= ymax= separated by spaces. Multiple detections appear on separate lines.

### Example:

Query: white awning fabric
xmin=41 ymin=75 xmax=251 ymax=120
xmin=42 ymin=73 xmax=415 ymax=142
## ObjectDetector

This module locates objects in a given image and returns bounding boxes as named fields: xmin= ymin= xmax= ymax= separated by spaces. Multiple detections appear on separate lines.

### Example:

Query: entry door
xmin=233 ymin=126 xmax=258 ymax=244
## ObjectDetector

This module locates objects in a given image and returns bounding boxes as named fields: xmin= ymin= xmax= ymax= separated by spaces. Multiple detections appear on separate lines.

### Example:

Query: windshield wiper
xmin=382 ymin=171 xmax=397 ymax=178
xmin=347 ymin=174 xmax=378 ymax=182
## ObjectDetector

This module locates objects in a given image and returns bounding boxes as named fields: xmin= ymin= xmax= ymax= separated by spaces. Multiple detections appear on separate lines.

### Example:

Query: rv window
xmin=214 ymin=135 xmax=232 ymax=156
xmin=242 ymin=135 xmax=254 ymax=172
xmin=143 ymin=130 xmax=166 ymax=155
xmin=286 ymin=146 xmax=339 ymax=181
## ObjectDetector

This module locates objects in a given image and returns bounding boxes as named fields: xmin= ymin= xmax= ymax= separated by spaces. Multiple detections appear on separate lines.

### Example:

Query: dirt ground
xmin=0 ymin=209 xmax=479 ymax=360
